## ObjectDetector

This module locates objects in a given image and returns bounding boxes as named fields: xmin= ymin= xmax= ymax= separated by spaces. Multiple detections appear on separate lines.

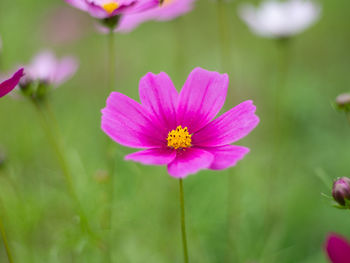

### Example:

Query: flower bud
xmin=335 ymin=93 xmax=350 ymax=112
xmin=332 ymin=177 xmax=350 ymax=206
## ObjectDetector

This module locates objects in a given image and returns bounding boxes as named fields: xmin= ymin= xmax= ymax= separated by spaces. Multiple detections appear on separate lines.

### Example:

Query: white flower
xmin=238 ymin=0 xmax=321 ymax=38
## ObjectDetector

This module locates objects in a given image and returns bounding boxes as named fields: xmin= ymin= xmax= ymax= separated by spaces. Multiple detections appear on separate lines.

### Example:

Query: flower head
xmin=332 ymin=177 xmax=350 ymax=207
xmin=0 ymin=68 xmax=24 ymax=98
xmin=116 ymin=0 xmax=196 ymax=32
xmin=238 ymin=0 xmax=321 ymax=39
xmin=101 ymin=68 xmax=259 ymax=178
xmin=335 ymin=93 xmax=350 ymax=112
xmin=21 ymin=50 xmax=78 ymax=88
xmin=15 ymin=51 xmax=78 ymax=100
xmin=325 ymin=233 xmax=350 ymax=263
xmin=65 ymin=0 xmax=160 ymax=19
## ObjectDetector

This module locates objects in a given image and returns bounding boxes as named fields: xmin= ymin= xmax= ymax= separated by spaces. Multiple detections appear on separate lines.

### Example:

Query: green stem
xmin=108 ymin=29 xmax=116 ymax=93
xmin=346 ymin=112 xmax=350 ymax=126
xmin=179 ymin=179 xmax=189 ymax=263
xmin=273 ymin=39 xmax=291 ymax=151
xmin=106 ymin=28 xmax=117 ymax=263
xmin=0 ymin=214 xmax=14 ymax=263
xmin=216 ymin=0 xmax=231 ymax=72
xmin=31 ymin=99 xmax=95 ymax=239
xmin=173 ymin=18 xmax=186 ymax=79
xmin=0 ymin=50 xmax=3 ymax=71
xmin=262 ymin=39 xmax=292 ymax=259
xmin=225 ymin=171 xmax=238 ymax=263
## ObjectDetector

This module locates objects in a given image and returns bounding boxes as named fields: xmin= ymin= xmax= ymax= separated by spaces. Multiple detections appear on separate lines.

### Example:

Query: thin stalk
xmin=179 ymin=179 xmax=189 ymax=263
xmin=31 ymin=99 xmax=95 ymax=240
xmin=217 ymin=3 xmax=239 ymax=261
xmin=225 ymin=171 xmax=239 ymax=263
xmin=0 ymin=50 xmax=3 ymax=71
xmin=216 ymin=0 xmax=232 ymax=73
xmin=173 ymin=18 xmax=186 ymax=80
xmin=273 ymin=39 xmax=291 ymax=152
xmin=108 ymin=29 xmax=116 ymax=93
xmin=0 ymin=214 xmax=14 ymax=263
xmin=105 ymin=28 xmax=117 ymax=263
xmin=262 ymin=38 xmax=292 ymax=259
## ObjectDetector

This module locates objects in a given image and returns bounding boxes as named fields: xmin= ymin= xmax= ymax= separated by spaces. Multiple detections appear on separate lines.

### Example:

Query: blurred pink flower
xmin=0 ymin=68 xmax=24 ymax=98
xmin=65 ymin=0 xmax=160 ymax=19
xmin=41 ymin=7 xmax=92 ymax=45
xmin=116 ymin=0 xmax=196 ymax=32
xmin=325 ymin=233 xmax=350 ymax=263
xmin=101 ymin=67 xmax=259 ymax=178
xmin=23 ymin=51 xmax=78 ymax=87
xmin=238 ymin=0 xmax=321 ymax=38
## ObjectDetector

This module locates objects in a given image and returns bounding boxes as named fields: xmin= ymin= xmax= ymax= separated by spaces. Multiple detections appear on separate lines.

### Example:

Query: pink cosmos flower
xmin=22 ymin=51 xmax=78 ymax=87
xmin=238 ymin=0 xmax=321 ymax=38
xmin=65 ymin=0 xmax=160 ymax=19
xmin=101 ymin=67 xmax=259 ymax=178
xmin=0 ymin=68 xmax=24 ymax=98
xmin=325 ymin=233 xmax=350 ymax=263
xmin=116 ymin=0 xmax=196 ymax=32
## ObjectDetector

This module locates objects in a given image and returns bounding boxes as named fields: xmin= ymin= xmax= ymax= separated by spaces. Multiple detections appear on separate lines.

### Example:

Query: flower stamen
xmin=167 ymin=125 xmax=192 ymax=150
xmin=102 ymin=2 xmax=119 ymax=14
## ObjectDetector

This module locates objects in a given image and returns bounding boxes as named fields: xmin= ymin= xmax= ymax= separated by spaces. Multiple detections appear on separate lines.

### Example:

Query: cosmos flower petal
xmin=325 ymin=233 xmax=350 ymax=263
xmin=66 ymin=0 xmax=160 ymax=19
xmin=125 ymin=148 xmax=176 ymax=165
xmin=192 ymin=100 xmax=259 ymax=147
xmin=101 ymin=92 xmax=165 ymax=148
xmin=117 ymin=0 xmax=195 ymax=32
xmin=65 ymin=0 xmax=88 ymax=11
xmin=123 ymin=0 xmax=160 ymax=14
xmin=139 ymin=72 xmax=178 ymax=137
xmin=52 ymin=56 xmax=78 ymax=86
xmin=24 ymin=50 xmax=78 ymax=88
xmin=0 ymin=68 xmax=24 ymax=98
xmin=86 ymin=1 xmax=109 ymax=18
xmin=177 ymin=67 xmax=229 ymax=133
xmin=238 ymin=0 xmax=321 ymax=38
xmin=28 ymin=51 xmax=56 ymax=82
xmin=167 ymin=148 xmax=214 ymax=178
xmin=201 ymin=145 xmax=250 ymax=170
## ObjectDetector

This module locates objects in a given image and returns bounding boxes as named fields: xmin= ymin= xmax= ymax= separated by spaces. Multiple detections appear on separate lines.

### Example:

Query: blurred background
xmin=0 ymin=0 xmax=349 ymax=262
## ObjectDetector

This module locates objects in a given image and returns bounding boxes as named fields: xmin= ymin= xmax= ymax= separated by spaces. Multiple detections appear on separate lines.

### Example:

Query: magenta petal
xmin=139 ymin=72 xmax=178 ymax=137
xmin=0 ymin=68 xmax=24 ymax=98
xmin=176 ymin=67 xmax=229 ymax=133
xmin=167 ymin=148 xmax=214 ymax=178
xmin=121 ymin=0 xmax=160 ymax=14
xmin=202 ymin=145 xmax=250 ymax=170
xmin=101 ymin=92 xmax=165 ymax=148
xmin=117 ymin=0 xmax=194 ymax=32
xmin=125 ymin=148 xmax=176 ymax=165
xmin=326 ymin=233 xmax=350 ymax=263
xmin=86 ymin=2 xmax=109 ymax=18
xmin=192 ymin=100 xmax=259 ymax=147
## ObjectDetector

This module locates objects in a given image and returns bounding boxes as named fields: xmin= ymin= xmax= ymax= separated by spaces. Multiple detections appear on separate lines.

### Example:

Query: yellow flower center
xmin=160 ymin=0 xmax=173 ymax=6
xmin=102 ymin=2 xmax=119 ymax=14
xmin=167 ymin=125 xmax=192 ymax=150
